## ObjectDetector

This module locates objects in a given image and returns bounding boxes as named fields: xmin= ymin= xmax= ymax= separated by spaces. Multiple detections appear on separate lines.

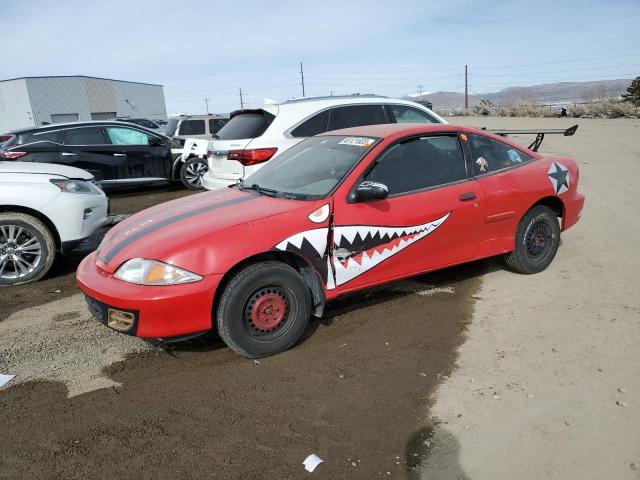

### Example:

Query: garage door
xmin=91 ymin=112 xmax=116 ymax=120
xmin=51 ymin=113 xmax=79 ymax=123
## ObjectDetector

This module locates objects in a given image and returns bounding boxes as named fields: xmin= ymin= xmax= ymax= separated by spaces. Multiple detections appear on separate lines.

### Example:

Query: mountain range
xmin=409 ymin=79 xmax=634 ymax=109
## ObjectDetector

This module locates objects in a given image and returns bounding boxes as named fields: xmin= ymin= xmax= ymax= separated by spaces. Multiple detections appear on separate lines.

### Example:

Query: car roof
xmin=10 ymin=121 xmax=166 ymax=136
xmin=320 ymin=122 xmax=460 ymax=138
xmin=319 ymin=123 xmax=541 ymax=155
xmin=276 ymin=95 xmax=431 ymax=112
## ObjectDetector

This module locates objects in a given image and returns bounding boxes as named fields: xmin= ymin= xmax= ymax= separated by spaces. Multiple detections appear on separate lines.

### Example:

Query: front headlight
xmin=114 ymin=259 xmax=203 ymax=285
xmin=50 ymin=179 xmax=101 ymax=195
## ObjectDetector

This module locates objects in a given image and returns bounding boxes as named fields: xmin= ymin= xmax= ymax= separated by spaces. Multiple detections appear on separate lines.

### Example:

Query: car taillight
xmin=1 ymin=151 xmax=28 ymax=160
xmin=227 ymin=148 xmax=278 ymax=166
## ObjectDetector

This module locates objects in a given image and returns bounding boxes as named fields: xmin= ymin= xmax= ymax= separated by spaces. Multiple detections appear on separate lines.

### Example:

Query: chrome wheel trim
xmin=185 ymin=160 xmax=208 ymax=187
xmin=0 ymin=224 xmax=43 ymax=280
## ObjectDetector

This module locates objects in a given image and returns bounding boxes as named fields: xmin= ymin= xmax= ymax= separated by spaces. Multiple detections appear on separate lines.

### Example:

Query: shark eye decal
xmin=331 ymin=213 xmax=450 ymax=287
xmin=308 ymin=204 xmax=330 ymax=223
xmin=548 ymin=162 xmax=570 ymax=195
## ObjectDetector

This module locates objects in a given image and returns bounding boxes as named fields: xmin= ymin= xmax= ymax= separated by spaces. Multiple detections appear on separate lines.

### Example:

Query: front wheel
xmin=504 ymin=205 xmax=561 ymax=274
xmin=180 ymin=157 xmax=208 ymax=190
xmin=0 ymin=213 xmax=56 ymax=286
xmin=216 ymin=262 xmax=311 ymax=358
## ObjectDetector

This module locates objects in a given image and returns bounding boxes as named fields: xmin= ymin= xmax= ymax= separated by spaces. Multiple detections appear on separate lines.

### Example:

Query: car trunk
xmin=208 ymin=108 xmax=277 ymax=180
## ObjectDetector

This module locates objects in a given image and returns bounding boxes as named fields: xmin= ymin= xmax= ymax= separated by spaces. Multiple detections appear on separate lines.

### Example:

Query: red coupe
xmin=77 ymin=123 xmax=584 ymax=358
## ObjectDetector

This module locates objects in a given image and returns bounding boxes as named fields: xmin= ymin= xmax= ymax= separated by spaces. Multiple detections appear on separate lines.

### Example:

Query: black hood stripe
xmin=101 ymin=194 xmax=255 ymax=265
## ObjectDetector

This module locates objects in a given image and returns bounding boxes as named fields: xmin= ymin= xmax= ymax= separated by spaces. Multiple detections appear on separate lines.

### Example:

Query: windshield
xmin=166 ymin=118 xmax=180 ymax=137
xmin=216 ymin=111 xmax=274 ymax=140
xmin=241 ymin=135 xmax=378 ymax=199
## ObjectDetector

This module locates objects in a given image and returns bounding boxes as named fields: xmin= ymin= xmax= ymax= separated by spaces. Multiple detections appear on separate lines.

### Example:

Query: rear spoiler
xmin=483 ymin=124 xmax=578 ymax=152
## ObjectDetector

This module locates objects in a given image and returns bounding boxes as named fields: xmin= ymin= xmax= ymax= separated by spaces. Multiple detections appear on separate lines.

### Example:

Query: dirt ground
xmin=422 ymin=117 xmax=640 ymax=480
xmin=1 ymin=118 xmax=638 ymax=479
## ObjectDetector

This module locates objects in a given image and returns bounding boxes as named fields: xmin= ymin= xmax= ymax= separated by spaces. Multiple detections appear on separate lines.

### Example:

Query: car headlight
xmin=50 ymin=179 xmax=101 ymax=195
xmin=114 ymin=259 xmax=203 ymax=285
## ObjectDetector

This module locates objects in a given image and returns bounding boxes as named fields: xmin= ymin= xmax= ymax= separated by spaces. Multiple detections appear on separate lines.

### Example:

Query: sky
xmin=1 ymin=0 xmax=638 ymax=114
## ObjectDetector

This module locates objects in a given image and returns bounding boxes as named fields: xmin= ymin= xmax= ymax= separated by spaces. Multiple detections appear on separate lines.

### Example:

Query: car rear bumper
xmin=562 ymin=192 xmax=585 ymax=231
xmin=201 ymin=172 xmax=237 ymax=191
xmin=76 ymin=251 xmax=222 ymax=338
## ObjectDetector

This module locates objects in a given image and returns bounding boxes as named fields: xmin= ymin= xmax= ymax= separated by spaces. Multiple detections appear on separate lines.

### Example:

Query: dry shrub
xmin=567 ymin=105 xmax=586 ymax=117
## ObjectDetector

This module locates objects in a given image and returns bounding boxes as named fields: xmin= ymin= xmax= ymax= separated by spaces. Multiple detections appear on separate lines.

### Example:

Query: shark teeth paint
xmin=332 ymin=213 xmax=450 ymax=287
xmin=273 ymin=212 xmax=450 ymax=290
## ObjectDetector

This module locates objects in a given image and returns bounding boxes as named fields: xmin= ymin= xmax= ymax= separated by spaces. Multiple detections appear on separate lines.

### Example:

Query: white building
xmin=0 ymin=75 xmax=167 ymax=132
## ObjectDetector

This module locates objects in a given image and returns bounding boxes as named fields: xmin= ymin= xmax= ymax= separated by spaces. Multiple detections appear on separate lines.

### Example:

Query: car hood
xmin=0 ymin=161 xmax=94 ymax=179
xmin=96 ymin=187 xmax=327 ymax=275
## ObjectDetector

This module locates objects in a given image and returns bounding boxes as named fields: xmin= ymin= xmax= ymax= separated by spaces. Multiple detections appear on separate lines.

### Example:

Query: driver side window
xmin=364 ymin=135 xmax=467 ymax=195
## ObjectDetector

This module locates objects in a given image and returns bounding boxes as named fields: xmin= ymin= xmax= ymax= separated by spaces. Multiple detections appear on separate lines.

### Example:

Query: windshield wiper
xmin=239 ymin=180 xmax=279 ymax=198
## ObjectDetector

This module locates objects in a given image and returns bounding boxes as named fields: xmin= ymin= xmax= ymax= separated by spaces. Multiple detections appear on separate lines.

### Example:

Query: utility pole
xmin=464 ymin=65 xmax=469 ymax=110
xmin=417 ymin=84 xmax=424 ymax=98
xmin=238 ymin=88 xmax=245 ymax=109
xmin=204 ymin=98 xmax=210 ymax=114
xmin=300 ymin=61 xmax=306 ymax=97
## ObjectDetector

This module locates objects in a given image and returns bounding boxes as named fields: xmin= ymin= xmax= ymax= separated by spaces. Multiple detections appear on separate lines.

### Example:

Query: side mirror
xmin=149 ymin=136 xmax=163 ymax=146
xmin=355 ymin=181 xmax=389 ymax=201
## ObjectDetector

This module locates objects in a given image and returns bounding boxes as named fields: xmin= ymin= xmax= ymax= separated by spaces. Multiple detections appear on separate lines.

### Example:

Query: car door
xmin=103 ymin=126 xmax=171 ymax=182
xmin=330 ymin=133 xmax=485 ymax=292
xmin=462 ymin=132 xmax=537 ymax=257
xmin=58 ymin=126 xmax=118 ymax=182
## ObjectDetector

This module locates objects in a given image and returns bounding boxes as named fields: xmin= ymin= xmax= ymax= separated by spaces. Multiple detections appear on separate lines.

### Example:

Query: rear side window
xmin=178 ymin=120 xmax=206 ymax=136
xmin=389 ymin=105 xmax=438 ymax=124
xmin=290 ymin=110 xmax=330 ymax=137
xmin=328 ymin=105 xmax=387 ymax=131
xmin=208 ymin=118 xmax=227 ymax=134
xmin=364 ymin=135 xmax=466 ymax=195
xmin=466 ymin=133 xmax=533 ymax=176
xmin=216 ymin=112 xmax=274 ymax=140
xmin=17 ymin=130 xmax=59 ymax=145
xmin=62 ymin=127 xmax=106 ymax=145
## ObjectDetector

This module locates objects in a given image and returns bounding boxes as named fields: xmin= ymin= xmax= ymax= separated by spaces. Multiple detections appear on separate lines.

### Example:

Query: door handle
xmin=61 ymin=152 xmax=77 ymax=157
xmin=113 ymin=153 xmax=127 ymax=157
xmin=459 ymin=192 xmax=476 ymax=201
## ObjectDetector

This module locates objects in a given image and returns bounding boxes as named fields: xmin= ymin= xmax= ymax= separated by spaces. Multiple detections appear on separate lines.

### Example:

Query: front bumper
xmin=41 ymin=191 xmax=109 ymax=244
xmin=76 ymin=251 xmax=223 ymax=338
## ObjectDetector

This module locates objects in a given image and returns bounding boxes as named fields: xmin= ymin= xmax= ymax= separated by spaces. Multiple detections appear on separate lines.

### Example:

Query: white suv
xmin=1 ymin=162 xmax=108 ymax=286
xmin=201 ymin=95 xmax=446 ymax=191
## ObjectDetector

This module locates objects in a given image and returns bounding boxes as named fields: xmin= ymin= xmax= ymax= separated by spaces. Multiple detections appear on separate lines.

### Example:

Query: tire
xmin=216 ymin=261 xmax=311 ymax=358
xmin=504 ymin=205 xmax=560 ymax=274
xmin=180 ymin=157 xmax=208 ymax=190
xmin=0 ymin=213 xmax=56 ymax=286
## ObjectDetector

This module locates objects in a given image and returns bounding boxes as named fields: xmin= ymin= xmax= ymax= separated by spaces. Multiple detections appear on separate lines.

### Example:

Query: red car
xmin=77 ymin=123 xmax=584 ymax=358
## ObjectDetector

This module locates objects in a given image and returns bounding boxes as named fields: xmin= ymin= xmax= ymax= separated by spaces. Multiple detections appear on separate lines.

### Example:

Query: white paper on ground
xmin=303 ymin=454 xmax=324 ymax=472
xmin=0 ymin=374 xmax=15 ymax=388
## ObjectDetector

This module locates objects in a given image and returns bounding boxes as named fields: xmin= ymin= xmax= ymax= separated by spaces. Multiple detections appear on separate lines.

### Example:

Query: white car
xmin=201 ymin=95 xmax=447 ymax=191
xmin=0 ymin=162 xmax=108 ymax=286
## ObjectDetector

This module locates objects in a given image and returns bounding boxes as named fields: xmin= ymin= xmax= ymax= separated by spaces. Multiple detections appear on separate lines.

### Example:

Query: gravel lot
xmin=1 ymin=119 xmax=638 ymax=479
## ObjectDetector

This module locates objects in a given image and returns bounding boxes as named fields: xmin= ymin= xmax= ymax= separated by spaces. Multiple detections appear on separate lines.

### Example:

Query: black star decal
xmin=548 ymin=163 xmax=569 ymax=194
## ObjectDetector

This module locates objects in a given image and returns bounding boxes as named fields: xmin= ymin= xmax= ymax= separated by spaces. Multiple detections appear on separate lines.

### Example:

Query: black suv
xmin=0 ymin=121 xmax=186 ymax=189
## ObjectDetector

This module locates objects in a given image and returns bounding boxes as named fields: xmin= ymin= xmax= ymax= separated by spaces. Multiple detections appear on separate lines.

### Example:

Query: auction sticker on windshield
xmin=338 ymin=137 xmax=376 ymax=147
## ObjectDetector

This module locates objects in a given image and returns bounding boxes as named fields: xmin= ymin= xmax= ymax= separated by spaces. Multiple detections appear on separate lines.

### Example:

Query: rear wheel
xmin=504 ymin=205 xmax=560 ymax=274
xmin=180 ymin=157 xmax=208 ymax=190
xmin=0 ymin=213 xmax=56 ymax=286
xmin=216 ymin=261 xmax=311 ymax=358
